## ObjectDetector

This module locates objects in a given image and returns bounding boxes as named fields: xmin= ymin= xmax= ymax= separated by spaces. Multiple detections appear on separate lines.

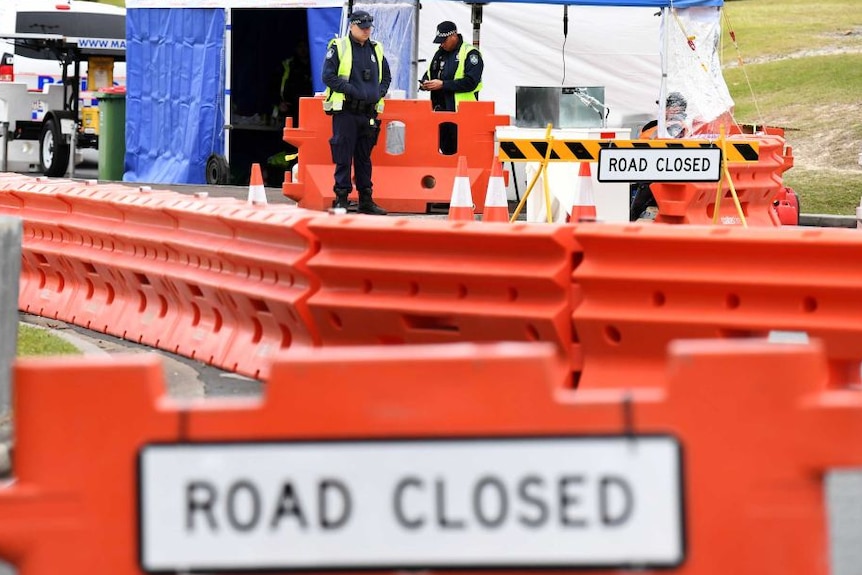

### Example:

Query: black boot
xmin=358 ymin=189 xmax=387 ymax=215
xmin=332 ymin=187 xmax=351 ymax=211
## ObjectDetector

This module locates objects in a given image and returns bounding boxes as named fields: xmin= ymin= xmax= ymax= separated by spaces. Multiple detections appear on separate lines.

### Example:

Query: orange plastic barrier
xmin=3 ymin=340 xmax=862 ymax=574
xmin=650 ymin=133 xmax=792 ymax=226
xmin=0 ymin=177 xmax=324 ymax=380
xmin=282 ymin=97 xmax=510 ymax=213
xmin=572 ymin=223 xmax=862 ymax=389
xmin=304 ymin=216 xmax=583 ymax=384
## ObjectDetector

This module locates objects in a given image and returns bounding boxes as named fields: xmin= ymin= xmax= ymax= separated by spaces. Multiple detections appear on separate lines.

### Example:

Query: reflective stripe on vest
xmin=323 ymin=37 xmax=385 ymax=113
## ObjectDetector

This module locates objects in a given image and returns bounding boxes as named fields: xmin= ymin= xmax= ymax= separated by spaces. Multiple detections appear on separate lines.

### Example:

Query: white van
xmin=0 ymin=0 xmax=126 ymax=175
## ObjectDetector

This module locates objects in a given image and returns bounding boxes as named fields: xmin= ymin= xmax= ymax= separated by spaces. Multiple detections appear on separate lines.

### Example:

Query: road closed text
xmin=183 ymin=473 xmax=634 ymax=534
xmin=598 ymin=147 xmax=722 ymax=182
xmin=139 ymin=437 xmax=684 ymax=571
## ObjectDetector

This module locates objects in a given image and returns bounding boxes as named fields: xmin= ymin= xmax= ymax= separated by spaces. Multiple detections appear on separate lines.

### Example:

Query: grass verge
xmin=18 ymin=324 xmax=81 ymax=357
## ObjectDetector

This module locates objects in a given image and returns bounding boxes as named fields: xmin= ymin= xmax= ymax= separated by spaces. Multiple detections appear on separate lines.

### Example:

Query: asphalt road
xmin=18 ymin=313 xmax=263 ymax=400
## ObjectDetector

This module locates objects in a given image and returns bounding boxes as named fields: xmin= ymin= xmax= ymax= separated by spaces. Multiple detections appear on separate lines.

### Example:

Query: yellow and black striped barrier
xmin=497 ymin=138 xmax=760 ymax=163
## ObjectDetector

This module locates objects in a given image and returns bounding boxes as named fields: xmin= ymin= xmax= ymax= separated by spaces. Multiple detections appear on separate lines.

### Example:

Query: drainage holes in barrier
xmin=158 ymin=295 xmax=169 ymax=318
xmin=281 ymin=324 xmax=292 ymax=348
xmin=405 ymin=314 xmax=459 ymax=333
xmin=803 ymin=296 xmax=818 ymax=313
xmin=421 ymin=175 xmax=436 ymax=189
xmin=362 ymin=279 xmax=373 ymax=294
xmin=35 ymin=252 xmax=48 ymax=264
xmin=85 ymin=278 xmax=95 ymax=299
xmin=652 ymin=291 xmax=666 ymax=307
xmin=84 ymin=262 xmax=97 ymax=274
xmin=329 ymin=312 xmax=343 ymax=330
xmin=106 ymin=283 xmax=115 ymax=304
xmin=37 ymin=269 xmax=46 ymax=289
xmin=508 ymin=287 xmax=518 ymax=302
xmin=251 ymin=298 xmax=269 ymax=313
xmin=408 ymin=281 xmax=419 ymax=296
xmin=135 ymin=272 xmax=150 ymax=285
xmin=526 ymin=324 xmax=540 ymax=341
xmin=726 ymin=293 xmax=741 ymax=310
xmin=191 ymin=303 xmax=202 ymax=327
xmin=189 ymin=284 xmax=204 ymax=297
xmin=457 ymin=284 xmax=468 ymax=299
xmin=604 ymin=325 xmax=622 ymax=345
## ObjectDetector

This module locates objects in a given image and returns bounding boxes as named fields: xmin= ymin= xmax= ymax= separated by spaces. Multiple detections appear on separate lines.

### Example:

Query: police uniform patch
xmin=469 ymin=53 xmax=479 ymax=65
xmin=326 ymin=48 xmax=334 ymax=59
xmin=371 ymin=54 xmax=377 ymax=63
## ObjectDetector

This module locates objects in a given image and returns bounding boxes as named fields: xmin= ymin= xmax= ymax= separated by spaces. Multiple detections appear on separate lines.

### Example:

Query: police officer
xmin=273 ymin=40 xmax=313 ymax=128
xmin=419 ymin=21 xmax=484 ymax=154
xmin=321 ymin=10 xmax=391 ymax=215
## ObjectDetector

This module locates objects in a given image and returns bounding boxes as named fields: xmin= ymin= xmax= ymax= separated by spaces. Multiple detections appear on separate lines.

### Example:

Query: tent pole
xmin=658 ymin=6 xmax=669 ymax=138
xmin=470 ymin=3 xmax=483 ymax=48
xmin=410 ymin=0 xmax=419 ymax=98
xmin=224 ymin=8 xmax=232 ymax=165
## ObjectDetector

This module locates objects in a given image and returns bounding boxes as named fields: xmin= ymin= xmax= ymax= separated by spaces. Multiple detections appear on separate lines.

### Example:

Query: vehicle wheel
xmin=39 ymin=117 xmax=70 ymax=177
xmin=205 ymin=153 xmax=230 ymax=185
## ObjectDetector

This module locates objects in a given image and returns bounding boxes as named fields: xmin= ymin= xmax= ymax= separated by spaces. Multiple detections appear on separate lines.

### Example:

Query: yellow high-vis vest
xmin=323 ymin=36 xmax=385 ymax=113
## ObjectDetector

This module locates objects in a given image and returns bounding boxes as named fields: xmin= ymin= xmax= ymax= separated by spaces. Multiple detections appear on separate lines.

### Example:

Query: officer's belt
xmin=342 ymin=100 xmax=376 ymax=115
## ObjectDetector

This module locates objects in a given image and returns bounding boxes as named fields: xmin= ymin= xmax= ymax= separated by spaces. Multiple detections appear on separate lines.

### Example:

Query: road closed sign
xmin=138 ymin=436 xmax=684 ymax=572
xmin=598 ymin=147 xmax=722 ymax=182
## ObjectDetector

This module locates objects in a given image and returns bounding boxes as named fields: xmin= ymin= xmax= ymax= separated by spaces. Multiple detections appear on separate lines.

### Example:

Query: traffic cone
xmin=448 ymin=156 xmax=475 ymax=221
xmin=247 ymin=163 xmax=267 ymax=205
xmin=481 ymin=160 xmax=509 ymax=223
xmin=569 ymin=161 xmax=597 ymax=222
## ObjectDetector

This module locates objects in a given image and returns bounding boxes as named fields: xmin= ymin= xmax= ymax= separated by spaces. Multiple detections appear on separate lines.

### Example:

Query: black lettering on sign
xmin=435 ymin=478 xmax=466 ymax=530
xmin=517 ymin=475 xmax=549 ymax=528
xmin=226 ymin=480 xmax=261 ymax=532
xmin=559 ymin=475 xmax=588 ymax=528
xmin=387 ymin=472 xmax=638 ymax=533
xmin=319 ymin=479 xmax=352 ymax=529
xmin=473 ymin=476 xmax=508 ymax=529
xmin=269 ymin=482 xmax=308 ymax=530
xmin=393 ymin=476 xmax=424 ymax=529
xmin=186 ymin=481 xmax=218 ymax=531
xmin=599 ymin=475 xmax=634 ymax=527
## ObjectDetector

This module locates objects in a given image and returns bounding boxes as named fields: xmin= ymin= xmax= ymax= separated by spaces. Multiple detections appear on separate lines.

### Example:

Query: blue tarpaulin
xmin=125 ymin=8 xmax=226 ymax=183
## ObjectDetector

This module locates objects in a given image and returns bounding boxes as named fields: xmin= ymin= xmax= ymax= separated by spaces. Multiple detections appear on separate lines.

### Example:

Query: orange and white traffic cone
xmin=448 ymin=156 xmax=474 ymax=221
xmin=247 ymin=163 xmax=267 ymax=205
xmin=569 ymin=161 xmax=597 ymax=222
xmin=481 ymin=160 xmax=509 ymax=223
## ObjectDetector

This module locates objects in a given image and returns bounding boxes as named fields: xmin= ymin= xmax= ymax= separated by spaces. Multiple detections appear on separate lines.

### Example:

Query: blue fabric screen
xmin=125 ymin=8 xmax=225 ymax=184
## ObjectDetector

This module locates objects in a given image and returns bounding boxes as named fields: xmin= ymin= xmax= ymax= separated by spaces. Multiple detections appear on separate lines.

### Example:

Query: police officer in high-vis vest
xmin=419 ymin=21 xmax=484 ymax=154
xmin=321 ymin=10 xmax=391 ymax=215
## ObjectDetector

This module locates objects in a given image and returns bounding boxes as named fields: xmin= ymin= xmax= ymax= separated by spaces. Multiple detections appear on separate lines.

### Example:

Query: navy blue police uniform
xmin=422 ymin=35 xmax=484 ymax=113
xmin=321 ymin=14 xmax=391 ymax=214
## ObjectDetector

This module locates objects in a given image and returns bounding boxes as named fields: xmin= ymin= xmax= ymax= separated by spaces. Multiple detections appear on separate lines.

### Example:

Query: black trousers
xmin=330 ymin=111 xmax=377 ymax=191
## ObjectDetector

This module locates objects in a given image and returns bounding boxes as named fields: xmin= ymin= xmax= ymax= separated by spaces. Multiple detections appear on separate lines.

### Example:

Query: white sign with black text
xmin=598 ymin=147 xmax=722 ymax=182
xmin=138 ymin=436 xmax=684 ymax=572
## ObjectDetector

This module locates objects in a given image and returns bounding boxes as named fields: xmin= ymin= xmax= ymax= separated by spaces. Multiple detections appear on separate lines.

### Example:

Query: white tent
xmin=415 ymin=0 xmax=732 ymax=136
